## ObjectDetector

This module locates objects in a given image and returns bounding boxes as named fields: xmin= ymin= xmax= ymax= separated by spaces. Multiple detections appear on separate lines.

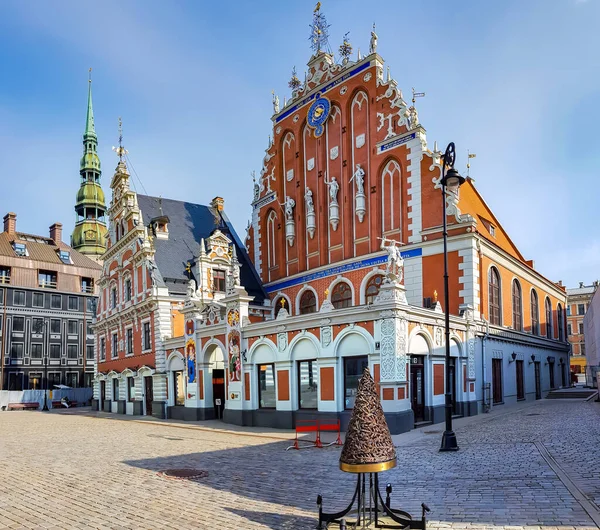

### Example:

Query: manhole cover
xmin=423 ymin=430 xmax=442 ymax=435
xmin=158 ymin=469 xmax=208 ymax=480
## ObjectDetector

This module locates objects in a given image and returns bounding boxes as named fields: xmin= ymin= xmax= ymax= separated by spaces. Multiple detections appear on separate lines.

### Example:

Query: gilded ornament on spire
xmin=112 ymin=117 xmax=129 ymax=162
xmin=309 ymin=2 xmax=331 ymax=54
xmin=288 ymin=66 xmax=301 ymax=90
xmin=339 ymin=31 xmax=352 ymax=65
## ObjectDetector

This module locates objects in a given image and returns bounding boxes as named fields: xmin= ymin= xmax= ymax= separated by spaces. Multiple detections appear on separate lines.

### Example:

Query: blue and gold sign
xmin=307 ymin=95 xmax=331 ymax=138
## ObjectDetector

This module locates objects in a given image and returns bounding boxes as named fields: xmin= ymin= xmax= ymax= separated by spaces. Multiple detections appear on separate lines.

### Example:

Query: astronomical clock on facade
xmin=94 ymin=6 xmax=569 ymax=433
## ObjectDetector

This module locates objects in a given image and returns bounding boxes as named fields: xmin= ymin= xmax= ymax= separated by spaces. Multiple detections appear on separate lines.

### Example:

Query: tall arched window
xmin=331 ymin=282 xmax=352 ymax=309
xmin=512 ymin=280 xmax=522 ymax=331
xmin=381 ymin=160 xmax=402 ymax=234
xmin=266 ymin=211 xmax=277 ymax=270
xmin=488 ymin=267 xmax=501 ymax=326
xmin=545 ymin=297 xmax=553 ymax=339
xmin=274 ymin=297 xmax=289 ymax=317
xmin=557 ymin=304 xmax=564 ymax=341
xmin=365 ymin=274 xmax=384 ymax=304
xmin=299 ymin=290 xmax=317 ymax=314
xmin=531 ymin=289 xmax=539 ymax=335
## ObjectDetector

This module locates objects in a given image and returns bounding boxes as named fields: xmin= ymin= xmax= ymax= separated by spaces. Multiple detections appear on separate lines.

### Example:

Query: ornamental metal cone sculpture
xmin=339 ymin=368 xmax=396 ymax=473
xmin=317 ymin=368 xmax=430 ymax=529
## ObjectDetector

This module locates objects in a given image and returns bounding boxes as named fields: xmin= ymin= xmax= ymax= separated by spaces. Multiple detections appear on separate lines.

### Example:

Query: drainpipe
xmin=482 ymin=315 xmax=490 ymax=412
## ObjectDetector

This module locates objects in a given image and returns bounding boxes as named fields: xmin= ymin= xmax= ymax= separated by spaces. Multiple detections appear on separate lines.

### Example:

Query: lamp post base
xmin=440 ymin=430 xmax=459 ymax=452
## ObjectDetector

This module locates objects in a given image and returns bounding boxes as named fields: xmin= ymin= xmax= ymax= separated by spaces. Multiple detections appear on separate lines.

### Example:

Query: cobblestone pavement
xmin=0 ymin=399 xmax=599 ymax=530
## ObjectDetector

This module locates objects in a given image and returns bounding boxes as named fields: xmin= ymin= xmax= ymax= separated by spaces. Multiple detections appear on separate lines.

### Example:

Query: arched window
xmin=274 ymin=297 xmax=289 ymax=317
xmin=331 ymin=282 xmax=352 ymax=309
xmin=557 ymin=304 xmax=564 ymax=341
xmin=299 ymin=290 xmax=317 ymax=315
xmin=365 ymin=274 xmax=384 ymax=304
xmin=381 ymin=160 xmax=401 ymax=234
xmin=266 ymin=211 xmax=277 ymax=270
xmin=512 ymin=280 xmax=522 ymax=331
xmin=545 ymin=297 xmax=553 ymax=339
xmin=488 ymin=267 xmax=501 ymax=326
xmin=531 ymin=289 xmax=539 ymax=335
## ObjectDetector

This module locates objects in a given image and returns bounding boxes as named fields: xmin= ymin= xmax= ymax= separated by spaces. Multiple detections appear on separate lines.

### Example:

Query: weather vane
xmin=309 ymin=2 xmax=331 ymax=54
xmin=339 ymin=32 xmax=352 ymax=64
xmin=467 ymin=150 xmax=477 ymax=178
xmin=412 ymin=87 xmax=425 ymax=104
xmin=88 ymin=67 xmax=92 ymax=83
xmin=112 ymin=117 xmax=128 ymax=162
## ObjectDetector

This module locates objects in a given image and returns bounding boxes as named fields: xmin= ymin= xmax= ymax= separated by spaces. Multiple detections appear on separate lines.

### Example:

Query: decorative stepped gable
xmin=71 ymin=72 xmax=108 ymax=262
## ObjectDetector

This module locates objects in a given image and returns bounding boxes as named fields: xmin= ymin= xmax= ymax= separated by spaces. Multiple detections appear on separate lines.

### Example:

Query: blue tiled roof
xmin=137 ymin=195 xmax=266 ymax=304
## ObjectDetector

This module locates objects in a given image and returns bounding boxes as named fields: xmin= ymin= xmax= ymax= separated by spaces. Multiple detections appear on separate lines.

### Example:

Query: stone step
xmin=546 ymin=389 xmax=597 ymax=399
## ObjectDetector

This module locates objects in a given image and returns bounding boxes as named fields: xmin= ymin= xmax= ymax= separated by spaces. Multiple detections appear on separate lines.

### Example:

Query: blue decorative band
xmin=265 ymin=248 xmax=423 ymax=293
xmin=275 ymin=61 xmax=372 ymax=124
xmin=253 ymin=192 xmax=276 ymax=211
xmin=377 ymin=132 xmax=416 ymax=154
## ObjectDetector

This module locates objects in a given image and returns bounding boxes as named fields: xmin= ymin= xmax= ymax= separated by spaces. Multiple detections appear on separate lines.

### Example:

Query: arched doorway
xmin=408 ymin=334 xmax=430 ymax=424
xmin=202 ymin=344 xmax=226 ymax=420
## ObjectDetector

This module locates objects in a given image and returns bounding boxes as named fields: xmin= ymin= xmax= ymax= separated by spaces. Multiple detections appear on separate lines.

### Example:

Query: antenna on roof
xmin=158 ymin=195 xmax=163 ymax=215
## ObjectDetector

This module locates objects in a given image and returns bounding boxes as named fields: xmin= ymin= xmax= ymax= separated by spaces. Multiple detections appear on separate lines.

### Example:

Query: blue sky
xmin=0 ymin=0 xmax=598 ymax=288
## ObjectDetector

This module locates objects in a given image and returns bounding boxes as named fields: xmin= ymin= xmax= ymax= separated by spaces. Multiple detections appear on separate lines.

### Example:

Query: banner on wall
xmin=185 ymin=319 xmax=197 ymax=399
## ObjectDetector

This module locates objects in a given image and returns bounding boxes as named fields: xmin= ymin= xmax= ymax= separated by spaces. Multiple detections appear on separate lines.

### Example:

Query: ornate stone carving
xmin=305 ymin=187 xmax=316 ymax=239
xmin=435 ymin=326 xmax=443 ymax=346
xmin=277 ymin=332 xmax=287 ymax=351
xmin=350 ymin=164 xmax=366 ymax=222
xmin=330 ymin=146 xmax=339 ymax=160
xmin=307 ymin=158 xmax=315 ymax=171
xmin=380 ymin=236 xmax=404 ymax=283
xmin=321 ymin=326 xmax=332 ymax=347
xmin=280 ymin=196 xmax=296 ymax=246
xmin=396 ymin=316 xmax=408 ymax=382
xmin=355 ymin=133 xmax=365 ymax=148
xmin=369 ymin=24 xmax=378 ymax=54
xmin=468 ymin=337 xmax=476 ymax=379
xmin=324 ymin=174 xmax=340 ymax=231
xmin=363 ymin=72 xmax=372 ymax=82
xmin=380 ymin=318 xmax=396 ymax=381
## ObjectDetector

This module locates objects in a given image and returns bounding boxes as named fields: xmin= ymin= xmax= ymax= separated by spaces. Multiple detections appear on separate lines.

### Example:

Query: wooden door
xmin=516 ymin=360 xmax=524 ymax=400
xmin=410 ymin=356 xmax=425 ymax=422
xmin=492 ymin=358 xmax=503 ymax=404
xmin=212 ymin=369 xmax=225 ymax=419
xmin=100 ymin=380 xmax=106 ymax=402
xmin=144 ymin=376 xmax=153 ymax=416
xmin=549 ymin=363 xmax=555 ymax=389
xmin=534 ymin=362 xmax=541 ymax=399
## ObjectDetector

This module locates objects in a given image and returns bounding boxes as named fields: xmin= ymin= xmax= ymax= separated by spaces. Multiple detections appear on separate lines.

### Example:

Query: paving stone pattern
xmin=0 ymin=399 xmax=598 ymax=529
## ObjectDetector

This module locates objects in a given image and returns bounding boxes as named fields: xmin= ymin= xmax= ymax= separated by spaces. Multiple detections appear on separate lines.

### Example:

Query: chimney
xmin=211 ymin=197 xmax=225 ymax=212
xmin=3 ymin=213 xmax=16 ymax=234
xmin=49 ymin=223 xmax=63 ymax=243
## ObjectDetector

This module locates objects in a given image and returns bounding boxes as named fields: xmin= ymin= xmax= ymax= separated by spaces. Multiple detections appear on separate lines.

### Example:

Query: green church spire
xmin=71 ymin=69 xmax=108 ymax=263
xmin=84 ymin=68 xmax=97 ymax=140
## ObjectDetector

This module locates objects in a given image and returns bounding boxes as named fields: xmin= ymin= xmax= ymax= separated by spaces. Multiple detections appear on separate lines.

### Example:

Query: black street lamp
xmin=42 ymin=320 xmax=49 ymax=411
xmin=439 ymin=142 xmax=465 ymax=453
xmin=42 ymin=353 xmax=49 ymax=411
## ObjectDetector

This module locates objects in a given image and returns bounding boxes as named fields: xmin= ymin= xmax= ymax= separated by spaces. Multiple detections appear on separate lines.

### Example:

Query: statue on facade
xmin=350 ymin=164 xmax=365 ymax=195
xmin=323 ymin=174 xmax=340 ymax=204
xmin=186 ymin=278 xmax=198 ymax=300
xmin=380 ymin=236 xmax=403 ymax=282
xmin=305 ymin=187 xmax=315 ymax=214
xmin=272 ymin=91 xmax=280 ymax=113
xmin=281 ymin=196 xmax=296 ymax=220
xmin=369 ymin=23 xmax=378 ymax=54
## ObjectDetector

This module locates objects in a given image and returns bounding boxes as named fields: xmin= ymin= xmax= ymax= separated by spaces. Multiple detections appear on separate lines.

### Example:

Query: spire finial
xmin=112 ymin=117 xmax=129 ymax=162
xmin=309 ymin=2 xmax=331 ymax=54
xmin=84 ymin=68 xmax=96 ymax=138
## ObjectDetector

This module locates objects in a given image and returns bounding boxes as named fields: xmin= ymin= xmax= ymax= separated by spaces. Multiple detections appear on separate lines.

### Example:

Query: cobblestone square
xmin=0 ymin=399 xmax=599 ymax=529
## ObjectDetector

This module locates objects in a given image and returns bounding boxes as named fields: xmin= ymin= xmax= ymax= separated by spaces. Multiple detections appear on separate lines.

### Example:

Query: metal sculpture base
xmin=317 ymin=473 xmax=429 ymax=529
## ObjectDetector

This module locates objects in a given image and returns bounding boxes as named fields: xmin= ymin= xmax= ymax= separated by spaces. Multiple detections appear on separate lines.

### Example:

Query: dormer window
xmin=13 ymin=242 xmax=27 ymax=257
xmin=489 ymin=225 xmax=496 ymax=237
xmin=213 ymin=270 xmax=226 ymax=292
xmin=58 ymin=250 xmax=71 ymax=264
xmin=150 ymin=215 xmax=170 ymax=240
xmin=39 ymin=270 xmax=57 ymax=289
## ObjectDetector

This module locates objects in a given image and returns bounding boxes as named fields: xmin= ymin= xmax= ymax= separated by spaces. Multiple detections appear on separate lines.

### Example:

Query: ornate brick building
xmin=96 ymin=8 xmax=570 ymax=432
xmin=567 ymin=281 xmax=598 ymax=383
